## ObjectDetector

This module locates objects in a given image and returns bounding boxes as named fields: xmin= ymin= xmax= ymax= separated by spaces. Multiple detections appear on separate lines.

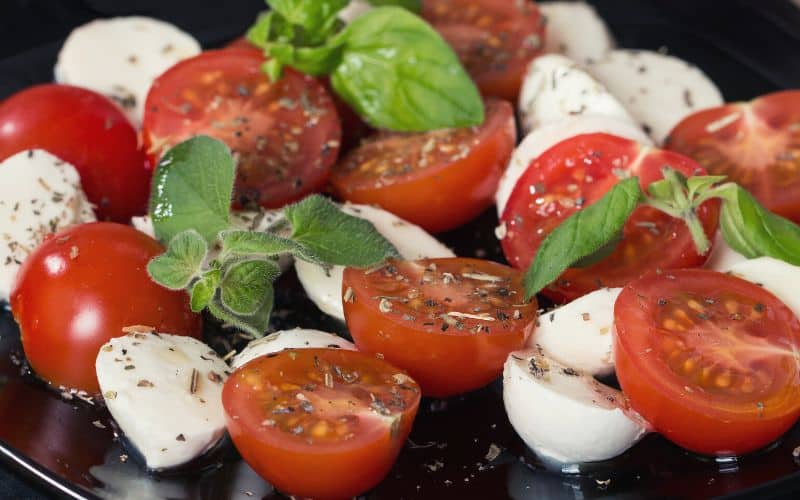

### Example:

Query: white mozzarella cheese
xmin=503 ymin=349 xmax=647 ymax=464
xmin=96 ymin=331 xmax=229 ymax=470
xmin=541 ymin=2 xmax=614 ymax=64
xmin=705 ymin=232 xmax=747 ymax=272
xmin=518 ymin=53 xmax=635 ymax=134
xmin=495 ymin=116 xmax=652 ymax=215
xmin=529 ymin=288 xmax=621 ymax=376
xmin=0 ymin=150 xmax=96 ymax=301
xmin=55 ymin=16 xmax=201 ymax=127
xmin=231 ymin=328 xmax=355 ymax=369
xmin=725 ymin=257 xmax=800 ymax=318
xmin=294 ymin=204 xmax=454 ymax=321
xmin=132 ymin=209 xmax=292 ymax=271
xmin=339 ymin=0 xmax=373 ymax=23
xmin=585 ymin=49 xmax=724 ymax=144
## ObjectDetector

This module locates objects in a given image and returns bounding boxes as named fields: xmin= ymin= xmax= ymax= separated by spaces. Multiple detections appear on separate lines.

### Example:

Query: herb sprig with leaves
xmin=524 ymin=167 xmax=800 ymax=300
xmin=147 ymin=136 xmax=399 ymax=337
xmin=246 ymin=0 xmax=484 ymax=132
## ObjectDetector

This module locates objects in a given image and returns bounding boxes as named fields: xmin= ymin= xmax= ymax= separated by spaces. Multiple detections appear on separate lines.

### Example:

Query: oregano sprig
xmin=524 ymin=167 xmax=800 ymax=300
xmin=146 ymin=136 xmax=398 ymax=337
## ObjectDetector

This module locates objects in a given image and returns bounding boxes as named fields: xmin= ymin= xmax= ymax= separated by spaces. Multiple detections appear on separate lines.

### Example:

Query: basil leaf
xmin=146 ymin=230 xmax=208 ymax=290
xmin=524 ymin=178 xmax=643 ymax=300
xmin=219 ymin=230 xmax=317 ymax=262
xmin=190 ymin=269 xmax=220 ymax=313
xmin=268 ymin=0 xmax=348 ymax=45
xmin=572 ymin=231 xmax=623 ymax=268
xmin=208 ymin=288 xmax=274 ymax=338
xmin=718 ymin=185 xmax=800 ymax=265
xmin=149 ymin=136 xmax=235 ymax=244
xmin=265 ymin=42 xmax=344 ymax=77
xmin=366 ymin=0 xmax=422 ymax=13
xmin=220 ymin=259 xmax=281 ymax=316
xmin=284 ymin=195 xmax=399 ymax=266
xmin=246 ymin=11 xmax=274 ymax=48
xmin=330 ymin=7 xmax=483 ymax=131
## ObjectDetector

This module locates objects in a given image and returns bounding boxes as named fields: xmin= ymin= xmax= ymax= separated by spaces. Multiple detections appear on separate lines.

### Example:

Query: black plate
xmin=2 ymin=1 xmax=800 ymax=499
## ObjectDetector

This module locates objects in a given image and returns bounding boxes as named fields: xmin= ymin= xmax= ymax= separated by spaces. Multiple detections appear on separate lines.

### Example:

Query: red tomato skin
xmin=342 ymin=258 xmax=536 ymax=397
xmin=665 ymin=90 xmax=800 ymax=222
xmin=223 ymin=349 xmax=420 ymax=499
xmin=0 ymin=84 xmax=148 ymax=222
xmin=142 ymin=49 xmax=341 ymax=210
xmin=10 ymin=223 xmax=201 ymax=393
xmin=331 ymin=100 xmax=516 ymax=233
xmin=614 ymin=270 xmax=800 ymax=456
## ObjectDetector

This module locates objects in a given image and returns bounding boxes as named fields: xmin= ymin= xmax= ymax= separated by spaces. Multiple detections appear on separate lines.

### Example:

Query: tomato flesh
xmin=422 ymin=0 xmax=545 ymax=101
xmin=331 ymin=99 xmax=515 ymax=233
xmin=342 ymin=257 xmax=537 ymax=397
xmin=143 ymin=49 xmax=341 ymax=209
xmin=10 ymin=223 xmax=201 ymax=393
xmin=500 ymin=133 xmax=719 ymax=303
xmin=614 ymin=269 xmax=800 ymax=456
xmin=0 ymin=84 xmax=147 ymax=222
xmin=223 ymin=348 xmax=420 ymax=499
xmin=665 ymin=90 xmax=800 ymax=222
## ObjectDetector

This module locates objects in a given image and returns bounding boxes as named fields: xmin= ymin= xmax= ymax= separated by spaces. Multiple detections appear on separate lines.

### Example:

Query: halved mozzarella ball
xmin=541 ymin=2 xmax=614 ymax=63
xmin=132 ymin=209 xmax=292 ymax=271
xmin=495 ymin=116 xmax=652 ymax=215
xmin=705 ymin=232 xmax=747 ymax=272
xmin=0 ymin=150 xmax=96 ymax=301
xmin=295 ymin=204 xmax=454 ymax=321
xmin=585 ymin=49 xmax=723 ymax=144
xmin=530 ymin=288 xmax=621 ymax=376
xmin=339 ymin=0 xmax=372 ymax=23
xmin=96 ymin=332 xmax=228 ymax=470
xmin=518 ymin=54 xmax=635 ymax=134
xmin=725 ymin=257 xmax=800 ymax=318
xmin=503 ymin=349 xmax=647 ymax=463
xmin=55 ymin=17 xmax=201 ymax=127
xmin=231 ymin=328 xmax=355 ymax=369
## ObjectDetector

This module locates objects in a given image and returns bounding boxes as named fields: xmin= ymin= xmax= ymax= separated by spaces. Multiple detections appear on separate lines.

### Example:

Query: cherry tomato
xmin=665 ymin=90 xmax=800 ymax=222
xmin=331 ymin=99 xmax=515 ymax=233
xmin=614 ymin=269 xmax=800 ymax=456
xmin=342 ymin=258 xmax=537 ymax=397
xmin=223 ymin=348 xmax=420 ymax=499
xmin=422 ymin=0 xmax=545 ymax=101
xmin=0 ymin=84 xmax=147 ymax=222
xmin=10 ymin=223 xmax=201 ymax=394
xmin=500 ymin=133 xmax=719 ymax=303
xmin=143 ymin=49 xmax=341 ymax=210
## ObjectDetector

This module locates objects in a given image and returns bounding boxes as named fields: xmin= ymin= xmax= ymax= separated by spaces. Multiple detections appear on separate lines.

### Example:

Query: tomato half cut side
xmin=500 ymin=133 xmax=719 ymax=303
xmin=331 ymin=99 xmax=515 ymax=233
xmin=665 ymin=90 xmax=800 ymax=222
xmin=143 ymin=48 xmax=341 ymax=209
xmin=342 ymin=257 xmax=537 ymax=397
xmin=422 ymin=0 xmax=545 ymax=101
xmin=614 ymin=269 xmax=800 ymax=456
xmin=0 ymin=84 xmax=147 ymax=222
xmin=223 ymin=348 xmax=420 ymax=499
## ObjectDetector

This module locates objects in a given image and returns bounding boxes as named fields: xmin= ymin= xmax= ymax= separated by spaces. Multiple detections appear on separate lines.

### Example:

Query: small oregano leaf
xmin=283 ymin=195 xmax=399 ymax=266
xmin=219 ymin=230 xmax=317 ymax=262
xmin=686 ymin=175 xmax=727 ymax=199
xmin=208 ymin=287 xmax=274 ymax=338
xmin=717 ymin=184 xmax=800 ymax=265
xmin=524 ymin=177 xmax=643 ymax=300
xmin=220 ymin=259 xmax=281 ymax=316
xmin=146 ymin=230 xmax=208 ymax=290
xmin=190 ymin=270 xmax=220 ymax=313
xmin=149 ymin=136 xmax=235 ymax=244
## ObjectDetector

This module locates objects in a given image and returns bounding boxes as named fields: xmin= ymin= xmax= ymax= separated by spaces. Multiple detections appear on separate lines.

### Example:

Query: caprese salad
xmin=1 ymin=1 xmax=799 ymax=499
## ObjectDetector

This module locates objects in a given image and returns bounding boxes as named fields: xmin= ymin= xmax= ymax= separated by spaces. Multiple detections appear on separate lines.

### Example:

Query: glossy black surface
xmin=2 ymin=1 xmax=800 ymax=499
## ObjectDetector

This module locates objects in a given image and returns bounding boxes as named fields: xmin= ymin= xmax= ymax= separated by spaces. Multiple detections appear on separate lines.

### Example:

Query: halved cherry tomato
xmin=422 ymin=0 xmax=545 ymax=101
xmin=665 ymin=90 xmax=800 ymax=222
xmin=342 ymin=257 xmax=537 ymax=397
xmin=500 ymin=133 xmax=719 ymax=303
xmin=223 ymin=348 xmax=420 ymax=499
xmin=0 ymin=84 xmax=147 ymax=222
xmin=331 ymin=99 xmax=515 ymax=233
xmin=10 ymin=223 xmax=201 ymax=393
xmin=142 ymin=49 xmax=341 ymax=209
xmin=614 ymin=269 xmax=800 ymax=456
